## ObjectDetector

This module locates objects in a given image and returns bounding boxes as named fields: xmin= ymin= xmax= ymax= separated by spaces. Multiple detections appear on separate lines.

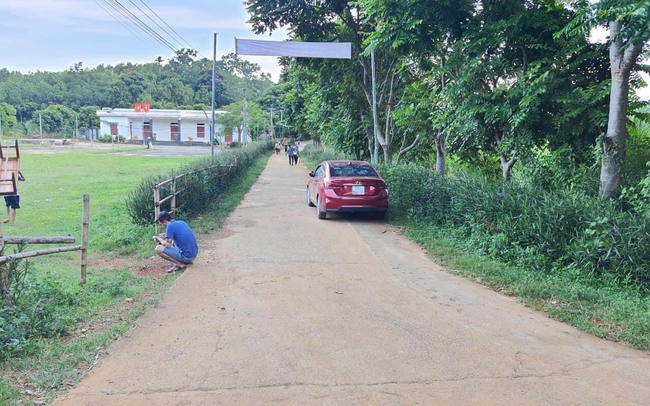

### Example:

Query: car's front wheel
xmin=316 ymin=195 xmax=326 ymax=219
xmin=307 ymin=188 xmax=315 ymax=207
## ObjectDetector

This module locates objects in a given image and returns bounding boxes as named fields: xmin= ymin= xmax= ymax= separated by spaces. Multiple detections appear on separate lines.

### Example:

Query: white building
xmin=96 ymin=106 xmax=225 ymax=145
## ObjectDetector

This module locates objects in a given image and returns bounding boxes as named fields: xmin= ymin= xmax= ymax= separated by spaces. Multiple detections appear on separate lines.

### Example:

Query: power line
xmin=106 ymin=0 xmax=178 ymax=52
xmin=93 ymin=0 xmax=160 ymax=51
xmin=135 ymin=0 xmax=196 ymax=50
xmin=99 ymin=0 xmax=177 ymax=53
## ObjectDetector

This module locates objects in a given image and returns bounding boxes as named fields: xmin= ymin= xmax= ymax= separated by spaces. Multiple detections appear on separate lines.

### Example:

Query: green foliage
xmin=0 ymin=102 xmax=18 ymax=132
xmin=623 ymin=113 xmax=650 ymax=186
xmin=0 ymin=269 xmax=77 ymax=359
xmin=300 ymin=143 xmax=350 ymax=165
xmin=34 ymin=104 xmax=76 ymax=136
xmin=218 ymin=100 xmax=267 ymax=139
xmin=97 ymin=134 xmax=125 ymax=143
xmin=621 ymin=165 xmax=650 ymax=219
xmin=125 ymin=141 xmax=273 ymax=225
xmin=0 ymin=51 xmax=273 ymax=138
xmin=384 ymin=163 xmax=650 ymax=289
xmin=515 ymin=144 xmax=599 ymax=194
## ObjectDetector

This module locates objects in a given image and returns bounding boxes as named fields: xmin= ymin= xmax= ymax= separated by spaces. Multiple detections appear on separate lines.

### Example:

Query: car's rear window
xmin=330 ymin=164 xmax=378 ymax=177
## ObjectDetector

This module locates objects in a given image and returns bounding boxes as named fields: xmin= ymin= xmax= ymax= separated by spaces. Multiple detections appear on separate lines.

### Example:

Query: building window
xmin=197 ymin=123 xmax=205 ymax=138
xmin=110 ymin=123 xmax=118 ymax=136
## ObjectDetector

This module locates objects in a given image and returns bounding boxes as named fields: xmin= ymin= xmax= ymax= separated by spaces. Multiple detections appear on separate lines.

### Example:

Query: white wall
xmin=99 ymin=111 xmax=224 ymax=144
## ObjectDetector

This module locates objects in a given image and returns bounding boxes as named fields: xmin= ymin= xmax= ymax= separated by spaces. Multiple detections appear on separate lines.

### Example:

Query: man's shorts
xmin=163 ymin=246 xmax=195 ymax=264
xmin=4 ymin=195 xmax=20 ymax=209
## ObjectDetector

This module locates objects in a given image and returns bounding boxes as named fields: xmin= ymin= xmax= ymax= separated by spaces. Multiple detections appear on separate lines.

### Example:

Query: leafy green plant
xmin=125 ymin=141 xmax=272 ymax=225
xmin=383 ymin=162 xmax=650 ymax=289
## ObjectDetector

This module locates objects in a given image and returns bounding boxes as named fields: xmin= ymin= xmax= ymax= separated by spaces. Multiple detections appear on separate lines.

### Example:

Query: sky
xmin=0 ymin=0 xmax=288 ymax=81
xmin=0 ymin=1 xmax=647 ymax=99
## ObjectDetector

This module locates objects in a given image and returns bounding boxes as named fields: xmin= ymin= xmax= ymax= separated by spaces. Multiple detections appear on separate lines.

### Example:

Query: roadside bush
xmin=125 ymin=141 xmax=272 ymax=225
xmin=97 ymin=135 xmax=125 ymax=143
xmin=0 ymin=266 xmax=75 ymax=359
xmin=300 ymin=143 xmax=349 ymax=167
xmin=384 ymin=164 xmax=650 ymax=290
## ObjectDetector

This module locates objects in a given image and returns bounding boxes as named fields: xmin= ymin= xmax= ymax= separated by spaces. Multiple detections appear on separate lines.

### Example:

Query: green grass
xmin=401 ymin=221 xmax=650 ymax=352
xmin=302 ymin=147 xmax=650 ymax=353
xmin=0 ymin=148 xmax=271 ymax=405
xmin=6 ymin=148 xmax=179 ymax=240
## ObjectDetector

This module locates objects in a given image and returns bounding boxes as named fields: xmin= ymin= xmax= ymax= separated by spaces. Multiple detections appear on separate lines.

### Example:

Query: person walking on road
xmin=286 ymin=145 xmax=294 ymax=165
xmin=154 ymin=211 xmax=198 ymax=273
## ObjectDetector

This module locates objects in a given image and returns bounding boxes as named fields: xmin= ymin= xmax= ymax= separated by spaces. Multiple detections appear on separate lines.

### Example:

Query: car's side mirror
xmin=309 ymin=172 xmax=315 ymax=177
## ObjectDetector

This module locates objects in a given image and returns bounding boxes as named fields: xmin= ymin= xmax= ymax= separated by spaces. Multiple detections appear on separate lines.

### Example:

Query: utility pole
xmin=269 ymin=108 xmax=275 ymax=139
xmin=210 ymin=32 xmax=217 ymax=160
xmin=242 ymin=89 xmax=248 ymax=145
xmin=39 ymin=113 xmax=42 ymax=137
xmin=371 ymin=49 xmax=379 ymax=164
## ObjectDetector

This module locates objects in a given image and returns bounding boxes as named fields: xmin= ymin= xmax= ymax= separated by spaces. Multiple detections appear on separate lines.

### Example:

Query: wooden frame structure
xmin=0 ymin=140 xmax=21 ymax=196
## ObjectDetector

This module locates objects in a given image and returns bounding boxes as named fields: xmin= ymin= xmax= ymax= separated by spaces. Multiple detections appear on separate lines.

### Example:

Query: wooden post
xmin=0 ymin=219 xmax=8 ymax=305
xmin=80 ymin=194 xmax=90 ymax=286
xmin=171 ymin=176 xmax=177 ymax=214
xmin=154 ymin=184 xmax=160 ymax=235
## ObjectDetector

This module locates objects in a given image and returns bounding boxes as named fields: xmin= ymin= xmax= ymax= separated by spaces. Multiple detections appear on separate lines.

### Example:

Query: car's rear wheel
xmin=374 ymin=211 xmax=386 ymax=220
xmin=306 ymin=188 xmax=315 ymax=207
xmin=317 ymin=195 xmax=326 ymax=219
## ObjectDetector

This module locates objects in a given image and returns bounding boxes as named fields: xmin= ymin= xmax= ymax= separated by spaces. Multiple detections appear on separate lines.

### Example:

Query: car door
xmin=309 ymin=164 xmax=325 ymax=204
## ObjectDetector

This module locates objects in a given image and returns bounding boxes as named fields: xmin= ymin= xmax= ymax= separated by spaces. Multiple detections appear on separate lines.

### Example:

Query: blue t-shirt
xmin=165 ymin=220 xmax=198 ymax=259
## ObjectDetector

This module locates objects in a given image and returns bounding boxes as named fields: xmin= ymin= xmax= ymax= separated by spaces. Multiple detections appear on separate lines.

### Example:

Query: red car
xmin=307 ymin=160 xmax=389 ymax=219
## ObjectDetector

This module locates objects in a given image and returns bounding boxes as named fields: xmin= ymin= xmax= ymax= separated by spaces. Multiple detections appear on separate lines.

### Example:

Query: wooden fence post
xmin=154 ymin=184 xmax=160 ymax=234
xmin=80 ymin=194 xmax=90 ymax=286
xmin=0 ymin=222 xmax=8 ymax=305
xmin=171 ymin=176 xmax=177 ymax=214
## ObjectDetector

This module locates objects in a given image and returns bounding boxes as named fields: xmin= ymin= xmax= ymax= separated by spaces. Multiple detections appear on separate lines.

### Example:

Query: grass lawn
xmin=0 ymin=146 xmax=270 ymax=404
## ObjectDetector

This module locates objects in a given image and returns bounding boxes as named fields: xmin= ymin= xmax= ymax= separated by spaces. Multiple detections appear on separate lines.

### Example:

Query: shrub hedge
xmin=126 ymin=141 xmax=273 ymax=225
xmin=303 ymin=144 xmax=650 ymax=290
xmin=382 ymin=164 xmax=650 ymax=289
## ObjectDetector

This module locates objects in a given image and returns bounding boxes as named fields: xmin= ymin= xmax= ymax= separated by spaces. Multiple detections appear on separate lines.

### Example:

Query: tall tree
xmin=245 ymin=0 xmax=406 ymax=164
xmin=0 ymin=102 xmax=17 ymax=134
xmin=360 ymin=0 xmax=473 ymax=172
xmin=35 ymin=105 xmax=76 ymax=136
xmin=563 ymin=0 xmax=650 ymax=199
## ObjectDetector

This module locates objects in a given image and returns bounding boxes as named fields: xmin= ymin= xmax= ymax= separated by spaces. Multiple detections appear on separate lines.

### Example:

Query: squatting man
xmin=153 ymin=211 xmax=198 ymax=273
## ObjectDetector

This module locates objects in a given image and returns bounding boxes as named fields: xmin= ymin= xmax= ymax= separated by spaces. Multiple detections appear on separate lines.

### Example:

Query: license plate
xmin=352 ymin=185 xmax=365 ymax=195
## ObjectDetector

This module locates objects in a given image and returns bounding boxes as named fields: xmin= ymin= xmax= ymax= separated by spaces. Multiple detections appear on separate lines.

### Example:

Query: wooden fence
xmin=153 ymin=161 xmax=237 ymax=233
xmin=0 ymin=194 xmax=90 ymax=304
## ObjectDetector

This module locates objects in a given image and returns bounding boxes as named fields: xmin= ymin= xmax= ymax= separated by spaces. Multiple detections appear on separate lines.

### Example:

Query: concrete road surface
xmin=55 ymin=152 xmax=650 ymax=405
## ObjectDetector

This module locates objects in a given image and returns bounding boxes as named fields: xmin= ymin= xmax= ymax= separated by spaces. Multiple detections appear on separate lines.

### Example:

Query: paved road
xmin=55 ymin=152 xmax=650 ymax=405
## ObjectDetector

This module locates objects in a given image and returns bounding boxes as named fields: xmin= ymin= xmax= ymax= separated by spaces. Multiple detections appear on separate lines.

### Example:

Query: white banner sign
xmin=236 ymin=38 xmax=351 ymax=59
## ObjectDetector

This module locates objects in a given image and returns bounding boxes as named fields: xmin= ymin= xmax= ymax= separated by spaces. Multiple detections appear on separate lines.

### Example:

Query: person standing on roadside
xmin=153 ymin=211 xmax=198 ymax=273
xmin=3 ymin=171 xmax=24 ymax=224
xmin=292 ymin=145 xmax=300 ymax=165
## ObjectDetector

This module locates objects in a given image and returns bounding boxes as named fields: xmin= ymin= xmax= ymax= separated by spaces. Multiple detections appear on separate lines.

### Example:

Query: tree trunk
xmin=396 ymin=134 xmax=420 ymax=164
xmin=499 ymin=154 xmax=516 ymax=181
xmin=599 ymin=20 xmax=643 ymax=200
xmin=359 ymin=52 xmax=399 ymax=166
xmin=435 ymin=133 xmax=446 ymax=177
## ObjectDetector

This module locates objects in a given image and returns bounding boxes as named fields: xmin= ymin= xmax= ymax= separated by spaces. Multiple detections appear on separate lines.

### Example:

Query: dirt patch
xmin=89 ymin=256 xmax=170 ymax=279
